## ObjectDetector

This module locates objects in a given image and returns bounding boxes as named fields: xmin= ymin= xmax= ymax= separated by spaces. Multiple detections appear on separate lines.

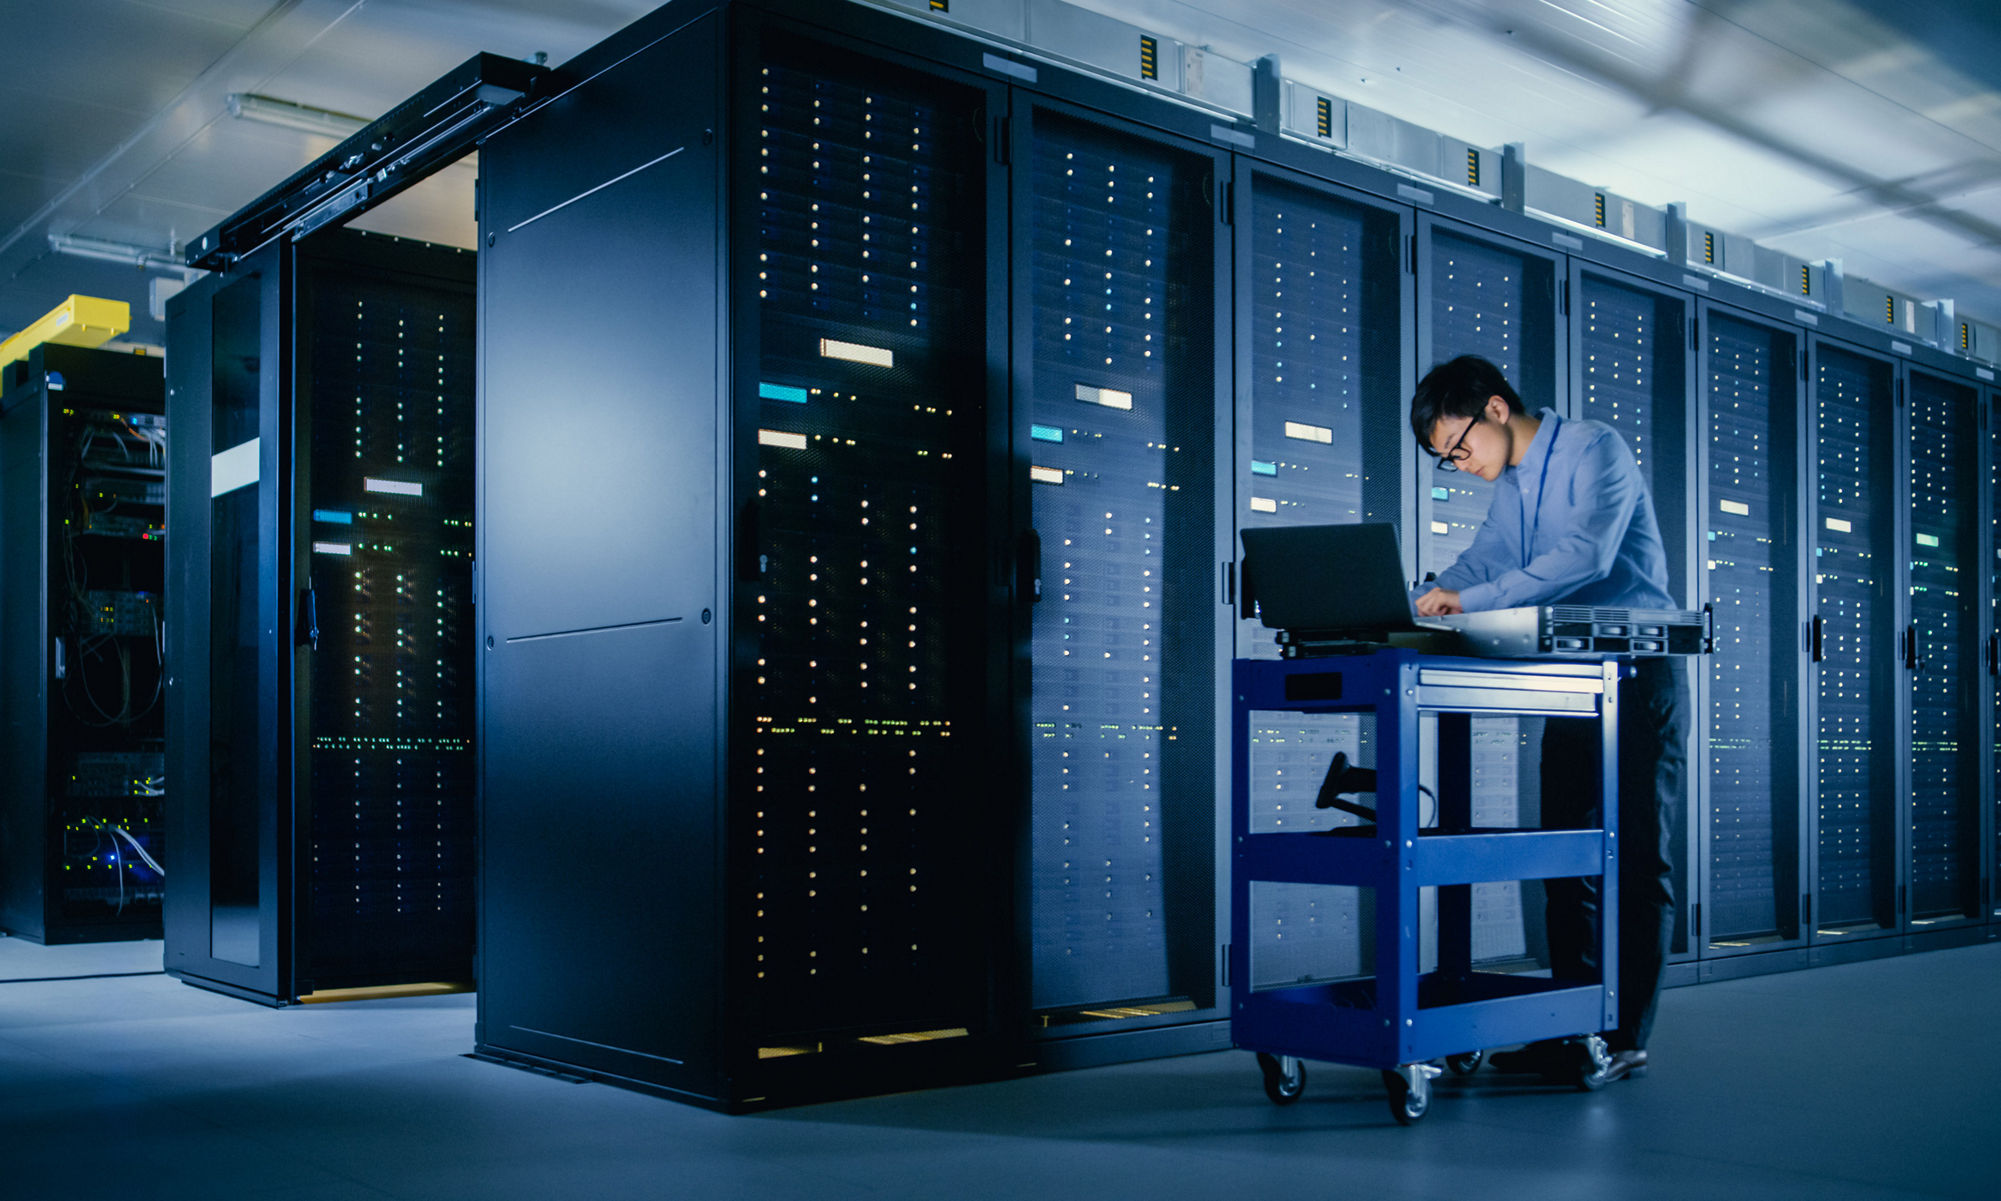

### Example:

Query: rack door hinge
xmin=994 ymin=115 xmax=1010 ymax=165
xmin=1219 ymin=944 xmax=1232 ymax=988
xmin=1406 ymin=234 xmax=1417 ymax=276
xmin=1219 ymin=179 xmax=1233 ymax=225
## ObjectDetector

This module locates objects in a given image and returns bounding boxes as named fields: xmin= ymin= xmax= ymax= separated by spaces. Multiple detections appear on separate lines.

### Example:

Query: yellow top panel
xmin=0 ymin=294 xmax=132 ymax=373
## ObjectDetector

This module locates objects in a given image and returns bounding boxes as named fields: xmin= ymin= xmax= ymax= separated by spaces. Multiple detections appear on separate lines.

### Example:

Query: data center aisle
xmin=0 ymin=935 xmax=1992 ymax=1201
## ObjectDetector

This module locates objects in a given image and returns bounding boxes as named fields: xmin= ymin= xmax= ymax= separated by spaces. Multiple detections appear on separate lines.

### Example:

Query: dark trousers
xmin=1540 ymin=657 xmax=1688 ymax=1052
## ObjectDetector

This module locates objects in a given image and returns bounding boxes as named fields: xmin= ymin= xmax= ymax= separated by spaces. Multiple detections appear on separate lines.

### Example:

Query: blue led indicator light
xmin=1431 ymin=486 xmax=1450 ymax=501
xmin=1031 ymin=425 xmax=1064 ymax=443
xmin=760 ymin=383 xmax=810 ymax=403
xmin=313 ymin=509 xmax=355 ymax=525
xmin=1251 ymin=460 xmax=1277 ymax=476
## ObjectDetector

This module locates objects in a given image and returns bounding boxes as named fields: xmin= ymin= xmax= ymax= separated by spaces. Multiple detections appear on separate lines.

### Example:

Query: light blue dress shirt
xmin=1435 ymin=408 xmax=1675 ymax=612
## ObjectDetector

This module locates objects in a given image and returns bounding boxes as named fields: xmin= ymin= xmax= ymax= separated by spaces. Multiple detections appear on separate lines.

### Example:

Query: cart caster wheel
xmin=1574 ymin=1034 xmax=1613 ymax=1092
xmin=1445 ymin=1050 xmax=1485 ymax=1076
xmin=1257 ymin=1053 xmax=1306 ymax=1105
xmin=1383 ymin=1062 xmax=1443 ymax=1126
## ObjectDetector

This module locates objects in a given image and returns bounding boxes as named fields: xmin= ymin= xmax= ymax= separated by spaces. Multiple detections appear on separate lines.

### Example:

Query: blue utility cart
xmin=1230 ymin=650 xmax=1621 ymax=1124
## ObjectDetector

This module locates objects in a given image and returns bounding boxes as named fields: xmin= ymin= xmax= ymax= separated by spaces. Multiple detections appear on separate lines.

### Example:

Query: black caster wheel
xmin=1257 ymin=1052 xmax=1306 ymax=1105
xmin=1382 ymin=1063 xmax=1440 ymax=1126
xmin=1445 ymin=1050 xmax=1485 ymax=1076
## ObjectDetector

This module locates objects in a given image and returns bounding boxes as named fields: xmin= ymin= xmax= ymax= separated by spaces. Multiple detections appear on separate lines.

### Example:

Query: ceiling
xmin=4 ymin=0 xmax=1999 ymax=351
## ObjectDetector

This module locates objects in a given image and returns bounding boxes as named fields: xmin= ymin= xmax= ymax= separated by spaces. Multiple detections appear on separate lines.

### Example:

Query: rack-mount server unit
xmin=1 ymin=345 xmax=167 ymax=943
xmin=164 ymin=229 xmax=476 ymax=1004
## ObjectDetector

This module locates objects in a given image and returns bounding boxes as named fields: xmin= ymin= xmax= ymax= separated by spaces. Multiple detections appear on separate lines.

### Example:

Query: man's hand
xmin=1415 ymin=587 xmax=1463 ymax=616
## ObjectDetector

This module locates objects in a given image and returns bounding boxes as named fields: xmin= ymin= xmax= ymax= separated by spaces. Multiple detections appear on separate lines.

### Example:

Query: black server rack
xmin=164 ymin=229 xmax=475 ymax=1004
xmin=1570 ymin=266 xmax=1695 ymax=956
xmin=476 ymin=5 xmax=1011 ymax=1108
xmin=1413 ymin=217 xmax=1561 ymax=973
xmin=1904 ymin=369 xmax=1982 ymax=925
xmin=1810 ymin=341 xmax=1900 ymax=939
xmin=1700 ymin=310 xmax=1803 ymax=952
xmin=0 ymin=346 xmax=166 ymax=943
xmin=1013 ymin=98 xmax=1230 ymax=1043
xmin=1229 ymin=166 xmax=1407 ymax=997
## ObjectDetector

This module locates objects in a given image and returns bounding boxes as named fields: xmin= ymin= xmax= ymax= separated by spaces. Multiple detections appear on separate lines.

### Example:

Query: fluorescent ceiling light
xmin=47 ymin=233 xmax=192 ymax=276
xmin=228 ymin=92 xmax=369 ymax=139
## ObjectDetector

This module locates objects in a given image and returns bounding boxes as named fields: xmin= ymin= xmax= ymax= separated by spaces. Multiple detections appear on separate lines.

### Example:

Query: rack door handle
xmin=1810 ymin=615 xmax=1825 ymax=662
xmin=1903 ymin=625 xmax=1921 ymax=672
xmin=1018 ymin=530 xmax=1042 ymax=603
xmin=297 ymin=587 xmax=320 ymax=652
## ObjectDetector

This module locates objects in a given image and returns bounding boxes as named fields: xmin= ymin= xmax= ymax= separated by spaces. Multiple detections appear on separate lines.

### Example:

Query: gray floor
xmin=1 ymin=935 xmax=1995 ymax=1201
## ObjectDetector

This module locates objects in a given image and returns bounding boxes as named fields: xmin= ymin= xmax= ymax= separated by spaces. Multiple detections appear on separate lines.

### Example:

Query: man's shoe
xmin=1594 ymin=1049 xmax=1648 ymax=1084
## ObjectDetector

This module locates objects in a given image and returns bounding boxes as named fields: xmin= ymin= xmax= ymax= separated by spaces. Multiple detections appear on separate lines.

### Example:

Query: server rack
xmin=1991 ymin=384 xmax=2001 ymax=923
xmin=1011 ymin=94 xmax=1233 ymax=1051
xmin=0 ymin=346 xmax=166 ymax=943
xmin=1991 ymin=383 xmax=2001 ymax=923
xmin=1413 ymin=215 xmax=1563 ymax=974
xmin=1227 ymin=164 xmax=1409 ymax=1007
xmin=1698 ymin=306 xmax=1806 ymax=959
xmin=1904 ymin=367 xmax=1983 ymax=928
xmin=164 ymin=229 xmax=476 ymax=1004
xmin=1568 ymin=263 xmax=1696 ymax=958
xmin=477 ymin=5 xmax=1013 ymax=1108
xmin=1808 ymin=339 xmax=1901 ymax=943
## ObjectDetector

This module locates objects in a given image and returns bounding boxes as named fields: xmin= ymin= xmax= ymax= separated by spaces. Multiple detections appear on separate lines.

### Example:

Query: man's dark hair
xmin=1409 ymin=355 xmax=1525 ymax=450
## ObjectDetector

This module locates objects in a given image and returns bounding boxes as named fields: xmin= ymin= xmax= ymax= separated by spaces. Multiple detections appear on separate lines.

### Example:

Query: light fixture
xmin=46 ymin=233 xmax=191 ymax=275
xmin=227 ymin=92 xmax=369 ymax=139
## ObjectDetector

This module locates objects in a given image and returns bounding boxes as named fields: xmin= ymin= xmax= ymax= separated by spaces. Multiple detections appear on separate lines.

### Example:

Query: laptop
xmin=1240 ymin=521 xmax=1708 ymax=658
xmin=1240 ymin=522 xmax=1452 ymax=640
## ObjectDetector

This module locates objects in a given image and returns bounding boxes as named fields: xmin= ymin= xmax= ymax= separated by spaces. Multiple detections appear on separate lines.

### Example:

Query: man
xmin=1410 ymin=354 xmax=1689 ymax=1086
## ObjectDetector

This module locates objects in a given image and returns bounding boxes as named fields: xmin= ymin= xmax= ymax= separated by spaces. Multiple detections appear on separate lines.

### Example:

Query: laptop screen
xmin=1240 ymin=522 xmax=1417 ymax=633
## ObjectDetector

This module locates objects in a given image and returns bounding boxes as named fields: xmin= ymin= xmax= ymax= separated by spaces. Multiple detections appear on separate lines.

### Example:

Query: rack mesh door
xmin=303 ymin=251 xmax=476 ymax=984
xmin=1906 ymin=371 xmax=1979 ymax=922
xmin=1026 ymin=112 xmax=1215 ymax=1012
xmin=1239 ymin=174 xmax=1403 ymax=986
xmin=1705 ymin=315 xmax=1799 ymax=945
xmin=1814 ymin=346 xmax=1897 ymax=934
xmin=738 ymin=45 xmax=992 ymax=1038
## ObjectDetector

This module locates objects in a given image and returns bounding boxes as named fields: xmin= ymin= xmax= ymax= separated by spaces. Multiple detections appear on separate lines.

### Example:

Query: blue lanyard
xmin=1520 ymin=414 xmax=1560 ymax=570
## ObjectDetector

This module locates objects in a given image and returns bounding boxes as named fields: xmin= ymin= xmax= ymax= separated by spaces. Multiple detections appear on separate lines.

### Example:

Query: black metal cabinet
xmin=1226 ymin=164 xmax=1410 ymax=1006
xmin=1569 ymin=264 xmax=1696 ymax=957
xmin=1808 ymin=339 xmax=1901 ymax=940
xmin=1412 ymin=217 xmax=1563 ymax=971
xmin=164 ymin=229 xmax=476 ymax=1004
xmin=1011 ymin=97 xmax=1231 ymax=1046
xmin=1904 ymin=368 xmax=1982 ymax=926
xmin=0 ymin=346 xmax=166 ymax=943
xmin=477 ymin=6 xmax=1013 ymax=1108
xmin=1698 ymin=307 xmax=1805 ymax=954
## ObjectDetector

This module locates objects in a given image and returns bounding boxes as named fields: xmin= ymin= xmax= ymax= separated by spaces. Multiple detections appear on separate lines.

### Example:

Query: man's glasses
xmin=1432 ymin=413 xmax=1482 ymax=472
